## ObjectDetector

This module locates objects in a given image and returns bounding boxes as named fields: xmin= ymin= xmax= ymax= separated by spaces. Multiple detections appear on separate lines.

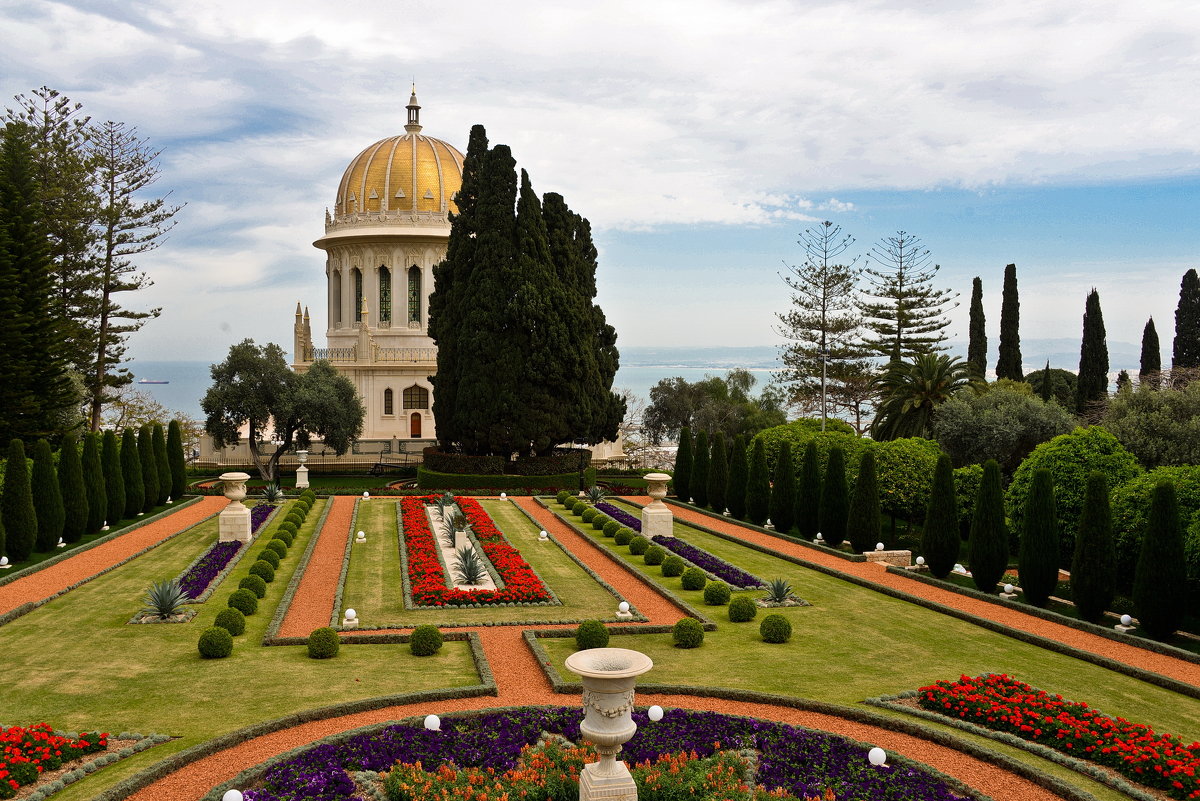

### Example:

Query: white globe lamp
xmin=1003 ymin=583 xmax=1014 ymax=594
xmin=618 ymin=601 xmax=630 ymax=614
xmin=647 ymin=705 xmax=664 ymax=722
xmin=222 ymin=791 xmax=244 ymax=801
xmin=868 ymin=747 xmax=887 ymax=766
xmin=875 ymin=542 xmax=884 ymax=551
xmin=1120 ymin=614 xmax=1132 ymax=626
xmin=915 ymin=556 xmax=925 ymax=566
xmin=344 ymin=608 xmax=357 ymax=622
xmin=424 ymin=714 xmax=441 ymax=731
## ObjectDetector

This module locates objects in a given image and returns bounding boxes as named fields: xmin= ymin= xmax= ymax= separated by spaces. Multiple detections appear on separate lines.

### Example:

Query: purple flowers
xmin=177 ymin=505 xmax=274 ymax=599
xmin=596 ymin=502 xmax=642 ymax=531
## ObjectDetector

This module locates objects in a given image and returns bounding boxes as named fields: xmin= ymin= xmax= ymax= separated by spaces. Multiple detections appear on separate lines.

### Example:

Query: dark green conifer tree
xmin=1132 ymin=480 xmax=1187 ymax=639
xmin=1038 ymin=359 xmax=1053 ymax=403
xmin=1115 ymin=370 xmax=1131 ymax=392
xmin=121 ymin=428 xmax=144 ymax=517
xmin=818 ymin=446 xmax=849 ymax=546
xmin=1017 ymin=468 xmax=1059 ymax=606
xmin=846 ymin=449 xmax=880 ymax=552
xmin=996 ymin=263 xmax=1023 ymax=380
xmin=725 ymin=434 xmax=748 ymax=520
xmin=1076 ymin=289 xmax=1109 ymax=413
xmin=673 ymin=427 xmax=693 ymax=502
xmin=706 ymin=432 xmax=728 ymax=513
xmin=102 ymin=430 xmax=125 ymax=525
xmin=769 ymin=441 xmax=795 ymax=533
xmin=167 ymin=420 xmax=186 ymax=501
xmin=967 ymin=276 xmax=986 ymax=376
xmin=745 ymin=438 xmax=771 ymax=525
xmin=81 ymin=432 xmax=106 ymax=534
xmin=794 ymin=440 xmax=821 ymax=540
xmin=922 ymin=454 xmax=960 ymax=578
xmin=2 ymin=439 xmax=36 ymax=561
xmin=57 ymin=431 xmax=87 ymax=544
xmin=1070 ymin=472 xmax=1115 ymax=623
xmin=30 ymin=439 xmax=63 ymax=552
xmin=1173 ymin=268 xmax=1200 ymax=375
xmin=152 ymin=423 xmax=170 ymax=503
xmin=691 ymin=430 xmax=710 ymax=509
xmin=1139 ymin=318 xmax=1161 ymax=389
xmin=968 ymin=459 xmax=1009 ymax=593
xmin=137 ymin=425 xmax=157 ymax=513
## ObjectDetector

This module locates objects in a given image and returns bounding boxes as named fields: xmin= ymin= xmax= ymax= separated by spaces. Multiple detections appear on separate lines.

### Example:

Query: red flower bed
xmin=918 ymin=674 xmax=1200 ymax=799
xmin=400 ymin=496 xmax=551 ymax=607
xmin=0 ymin=723 xmax=107 ymax=797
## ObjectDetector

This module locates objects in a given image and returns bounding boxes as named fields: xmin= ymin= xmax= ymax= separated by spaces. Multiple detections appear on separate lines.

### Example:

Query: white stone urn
xmin=641 ymin=472 xmax=673 ymax=540
xmin=565 ymin=647 xmax=654 ymax=801
xmin=218 ymin=472 xmax=252 ymax=543
xmin=295 ymin=450 xmax=310 ymax=489
xmin=220 ymin=472 xmax=250 ymax=503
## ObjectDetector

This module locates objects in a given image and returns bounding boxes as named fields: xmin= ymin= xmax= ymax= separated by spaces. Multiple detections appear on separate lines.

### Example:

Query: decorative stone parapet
xmin=864 ymin=549 xmax=912 ymax=568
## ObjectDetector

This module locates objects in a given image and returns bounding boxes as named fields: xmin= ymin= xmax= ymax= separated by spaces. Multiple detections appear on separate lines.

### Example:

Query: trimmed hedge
xmin=239 ymin=575 xmax=267 ymax=599
xmin=227 ymin=588 xmax=258 ymax=615
xmin=249 ymin=560 xmax=275 ymax=583
xmin=257 ymin=549 xmax=281 ymax=569
xmin=681 ymin=567 xmax=707 ymax=591
xmin=661 ymin=555 xmax=685 ymax=577
xmin=703 ymin=581 xmax=731 ymax=606
xmin=308 ymin=627 xmax=340 ymax=659
xmin=672 ymin=617 xmax=705 ymax=648
xmin=729 ymin=595 xmax=758 ymax=622
xmin=417 ymin=466 xmax=579 ymax=490
xmin=614 ymin=528 xmax=634 ymax=546
xmin=575 ymin=620 xmax=609 ymax=650
xmin=198 ymin=626 xmax=233 ymax=659
xmin=602 ymin=520 xmax=621 ymax=538
xmin=628 ymin=536 xmax=649 ymax=555
xmin=266 ymin=539 xmax=288 ymax=558
xmin=410 ymin=624 xmax=444 ymax=656
xmin=214 ymin=607 xmax=246 ymax=636
xmin=760 ymin=613 xmax=793 ymax=643
xmin=643 ymin=545 xmax=666 ymax=565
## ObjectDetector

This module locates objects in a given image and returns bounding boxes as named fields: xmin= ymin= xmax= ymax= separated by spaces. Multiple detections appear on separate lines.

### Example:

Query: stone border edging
xmin=261 ymin=497 xmax=336 ymax=645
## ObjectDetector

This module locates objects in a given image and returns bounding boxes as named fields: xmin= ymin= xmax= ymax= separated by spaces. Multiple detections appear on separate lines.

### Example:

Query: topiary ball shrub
xmin=307 ymin=627 xmax=339 ymax=659
xmin=249 ymin=560 xmax=275 ymax=583
xmin=661 ymin=555 xmax=685 ymax=577
xmin=410 ymin=624 xmax=444 ymax=656
xmin=239 ymin=574 xmax=267 ymax=599
xmin=278 ymin=521 xmax=298 ymax=537
xmin=274 ymin=529 xmax=295 ymax=546
xmin=680 ymin=567 xmax=707 ymax=591
xmin=703 ymin=580 xmax=732 ymax=606
xmin=266 ymin=539 xmax=288 ymax=558
xmin=556 ymin=490 xmax=571 ymax=505
xmin=614 ymin=528 xmax=634 ymax=546
xmin=214 ymin=607 xmax=246 ymax=636
xmin=257 ymin=548 xmax=281 ymax=569
xmin=672 ymin=617 xmax=705 ymax=649
xmin=628 ymin=536 xmax=649 ymax=555
xmin=581 ymin=508 xmax=598 ymax=524
xmin=227 ymin=588 xmax=258 ymax=615
xmin=571 ymin=501 xmax=587 ymax=516
xmin=285 ymin=512 xmax=304 ymax=528
xmin=592 ymin=515 xmax=609 ymax=531
xmin=574 ymin=619 xmax=610 ymax=650
xmin=760 ymin=613 xmax=793 ymax=643
xmin=198 ymin=626 xmax=233 ymax=659
xmin=643 ymin=545 xmax=666 ymax=565
xmin=728 ymin=595 xmax=758 ymax=622
xmin=602 ymin=520 xmax=621 ymax=538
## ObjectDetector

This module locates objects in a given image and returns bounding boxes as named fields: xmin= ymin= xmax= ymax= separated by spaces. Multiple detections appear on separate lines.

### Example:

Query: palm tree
xmin=870 ymin=353 xmax=977 ymax=440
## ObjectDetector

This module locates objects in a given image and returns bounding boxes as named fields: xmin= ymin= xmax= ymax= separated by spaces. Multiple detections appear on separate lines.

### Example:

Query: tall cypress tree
xmin=1070 ymin=472 xmax=1115 ymax=623
xmin=2 ymin=439 xmax=36 ymax=561
xmin=706 ymin=431 xmax=728 ymax=513
xmin=745 ymin=438 xmax=771 ymax=525
xmin=846 ymin=449 xmax=881 ymax=552
xmin=167 ymin=420 xmax=186 ymax=500
xmin=818 ymin=446 xmax=849 ymax=546
xmin=121 ymin=428 xmax=144 ymax=517
xmin=996 ymin=263 xmax=1023 ymax=380
xmin=1133 ymin=480 xmax=1187 ymax=639
xmin=152 ymin=423 xmax=170 ymax=503
xmin=691 ymin=430 xmax=711 ymax=509
xmin=1076 ymin=289 xmax=1109 ymax=414
xmin=102 ymin=429 xmax=125 ymax=525
xmin=1173 ymin=268 xmax=1200 ymax=376
xmin=1038 ymin=359 xmax=1053 ymax=403
xmin=968 ymin=460 xmax=1009 ymax=593
xmin=794 ymin=440 xmax=821 ymax=540
xmin=967 ymin=276 xmax=986 ymax=376
xmin=725 ymin=434 xmax=748 ymax=520
xmin=30 ymin=439 xmax=63 ymax=552
xmin=137 ymin=425 xmax=157 ymax=513
xmin=769 ymin=440 xmax=796 ymax=533
xmin=673 ymin=427 xmax=693 ymax=502
xmin=922 ymin=454 xmax=960 ymax=578
xmin=81 ymin=432 xmax=106 ymax=534
xmin=58 ymin=431 xmax=87 ymax=544
xmin=1017 ymin=468 xmax=1059 ymax=606
xmin=1139 ymin=318 xmax=1161 ymax=389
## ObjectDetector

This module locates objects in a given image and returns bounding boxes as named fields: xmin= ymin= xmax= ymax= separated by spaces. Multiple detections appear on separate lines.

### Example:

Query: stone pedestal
xmin=295 ymin=451 xmax=309 ymax=489
xmin=1000 ymin=590 xmax=1018 ymax=600
xmin=218 ymin=472 xmax=253 ymax=543
xmin=641 ymin=472 xmax=673 ymax=541
xmin=1115 ymin=623 xmax=1136 ymax=634
xmin=864 ymin=549 xmax=912 ymax=567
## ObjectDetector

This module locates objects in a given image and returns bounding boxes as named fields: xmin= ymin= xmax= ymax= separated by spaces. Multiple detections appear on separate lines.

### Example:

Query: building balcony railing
xmin=304 ymin=346 xmax=357 ymax=362
xmin=374 ymin=346 xmax=437 ymax=363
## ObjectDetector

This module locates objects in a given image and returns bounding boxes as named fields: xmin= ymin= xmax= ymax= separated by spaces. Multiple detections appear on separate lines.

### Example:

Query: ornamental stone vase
xmin=296 ymin=450 xmax=310 ymax=489
xmin=564 ymin=647 xmax=654 ymax=801
xmin=641 ymin=472 xmax=673 ymax=540
xmin=218 ymin=471 xmax=252 ymax=543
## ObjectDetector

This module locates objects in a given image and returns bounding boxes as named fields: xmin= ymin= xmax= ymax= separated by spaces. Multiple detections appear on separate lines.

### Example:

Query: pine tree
xmin=769 ymin=441 xmax=796 ymax=533
xmin=1115 ymin=370 xmax=1131 ymax=392
xmin=137 ymin=425 xmax=157 ymax=513
xmin=1132 ymin=480 xmax=1187 ymax=639
xmin=1070 ymin=472 xmax=1115 ymax=623
xmin=846 ymin=450 xmax=881 ymax=552
xmin=58 ymin=431 xmax=87 ymax=544
xmin=152 ymin=423 xmax=170 ymax=503
xmin=673 ymin=427 xmax=693 ymax=502
xmin=2 ymin=439 xmax=36 ymax=561
xmin=995 ymin=263 xmax=1023 ymax=380
xmin=81 ymin=431 xmax=106 ymax=534
xmin=968 ymin=460 xmax=1009 ymax=593
xmin=167 ymin=420 xmax=186 ymax=501
xmin=1139 ymin=318 xmax=1161 ymax=389
xmin=691 ymin=430 xmax=711 ymax=509
xmin=102 ymin=429 xmax=124 ymax=525
xmin=706 ymin=432 xmax=729 ymax=513
xmin=794 ymin=440 xmax=821 ymax=540
xmin=745 ymin=438 xmax=771 ymax=525
xmin=726 ymin=434 xmax=748 ymax=520
xmin=121 ymin=428 xmax=143 ymax=517
xmin=818 ymin=446 xmax=849 ymax=546
xmin=30 ymin=439 xmax=64 ymax=552
xmin=1038 ymin=360 xmax=1053 ymax=403
xmin=922 ymin=454 xmax=960 ymax=578
xmin=1017 ymin=469 xmax=1059 ymax=606
xmin=967 ymin=276 xmax=986 ymax=376
xmin=860 ymin=231 xmax=958 ymax=359
xmin=1076 ymin=289 xmax=1109 ymax=414
xmin=1173 ymin=268 xmax=1200 ymax=377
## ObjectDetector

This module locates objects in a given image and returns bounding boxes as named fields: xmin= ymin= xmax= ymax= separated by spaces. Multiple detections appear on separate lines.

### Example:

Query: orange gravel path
xmin=277 ymin=496 xmax=355 ymax=637
xmin=0 ymin=496 xmax=226 ymax=616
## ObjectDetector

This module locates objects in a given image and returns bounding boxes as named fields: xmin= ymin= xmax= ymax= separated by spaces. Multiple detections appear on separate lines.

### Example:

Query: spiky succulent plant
xmin=452 ymin=546 xmax=487 ymax=585
xmin=587 ymin=486 xmax=607 ymax=504
xmin=143 ymin=579 xmax=189 ymax=618
xmin=763 ymin=577 xmax=793 ymax=604
xmin=260 ymin=483 xmax=284 ymax=505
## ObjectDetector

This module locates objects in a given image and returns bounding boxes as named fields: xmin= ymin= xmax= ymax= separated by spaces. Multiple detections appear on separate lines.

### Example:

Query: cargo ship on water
xmin=137 ymin=379 xmax=170 ymax=384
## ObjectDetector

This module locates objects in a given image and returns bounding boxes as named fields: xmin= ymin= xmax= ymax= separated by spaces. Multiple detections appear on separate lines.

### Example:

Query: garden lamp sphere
xmin=618 ymin=601 xmax=630 ymax=613
xmin=875 ymin=542 xmax=884 ymax=551
xmin=500 ymin=492 xmax=507 ymax=500
xmin=222 ymin=791 xmax=244 ymax=801
xmin=868 ymin=747 xmax=887 ymax=766
xmin=1003 ymin=584 xmax=1014 ymax=594
xmin=648 ymin=705 xmax=664 ymax=722
xmin=0 ymin=557 xmax=7 ymax=566
xmin=424 ymin=714 xmax=441 ymax=731
xmin=344 ymin=608 xmax=357 ymax=621
xmin=1120 ymin=614 xmax=1132 ymax=626
xmin=915 ymin=556 xmax=925 ymax=566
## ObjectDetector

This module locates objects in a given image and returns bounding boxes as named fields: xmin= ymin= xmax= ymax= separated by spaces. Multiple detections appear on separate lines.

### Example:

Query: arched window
xmin=331 ymin=269 xmax=342 ymax=325
xmin=352 ymin=268 xmax=363 ymax=323
xmin=383 ymin=388 xmax=394 ymax=415
xmin=379 ymin=265 xmax=391 ymax=323
xmin=403 ymin=384 xmax=429 ymax=409
xmin=407 ymin=265 xmax=421 ymax=324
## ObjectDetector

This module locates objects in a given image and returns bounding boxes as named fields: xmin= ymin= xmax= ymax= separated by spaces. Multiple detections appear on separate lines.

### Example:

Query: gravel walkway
xmin=277 ymin=496 xmax=355 ymax=637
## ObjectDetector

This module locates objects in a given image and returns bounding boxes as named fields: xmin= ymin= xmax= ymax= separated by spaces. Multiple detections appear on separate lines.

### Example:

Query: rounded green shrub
xmin=643 ymin=545 xmax=666 ymax=565
xmin=672 ymin=617 xmax=705 ymax=648
xmin=703 ymin=580 xmax=731 ymax=606
xmin=661 ymin=555 xmax=685 ymax=577
xmin=257 ymin=548 xmax=281 ymax=569
xmin=410 ymin=624 xmax=444 ymax=656
xmin=556 ymin=490 xmax=571 ymax=505
xmin=728 ymin=595 xmax=758 ymax=622
xmin=614 ymin=528 xmax=634 ymax=546
xmin=274 ymin=528 xmax=296 ymax=546
xmin=571 ymin=500 xmax=587 ymax=516
xmin=602 ymin=519 xmax=621 ymax=538
xmin=214 ymin=607 xmax=246 ymax=636
xmin=628 ymin=536 xmax=649 ymax=555
xmin=238 ymin=574 xmax=267 ymax=599
xmin=574 ymin=619 xmax=610 ymax=650
xmin=197 ymin=626 xmax=233 ymax=659
xmin=581 ymin=507 xmax=598 ymax=524
xmin=592 ymin=515 xmax=609 ymax=531
xmin=227 ymin=588 xmax=258 ymax=615
xmin=285 ymin=512 xmax=304 ymax=528
xmin=266 ymin=539 xmax=288 ymax=558
xmin=760 ymin=613 xmax=793 ymax=643
xmin=680 ymin=567 xmax=707 ymax=591
xmin=249 ymin=560 xmax=275 ymax=583
xmin=307 ymin=626 xmax=339 ymax=659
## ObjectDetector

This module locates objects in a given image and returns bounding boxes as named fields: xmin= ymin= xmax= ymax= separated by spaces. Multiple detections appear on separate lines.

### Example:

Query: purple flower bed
xmin=177 ymin=504 xmax=275 ymax=599
xmin=595 ymin=501 xmax=642 ymax=532
xmin=243 ymin=707 xmax=963 ymax=801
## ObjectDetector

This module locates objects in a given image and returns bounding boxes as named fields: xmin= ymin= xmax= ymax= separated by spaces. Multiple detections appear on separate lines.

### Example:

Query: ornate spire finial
xmin=405 ymin=86 xmax=422 ymax=133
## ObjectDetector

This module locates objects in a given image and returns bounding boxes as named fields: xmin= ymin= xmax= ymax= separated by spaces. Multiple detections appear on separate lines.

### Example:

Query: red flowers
xmin=918 ymin=674 xmax=1200 ymax=799
xmin=401 ymin=496 xmax=551 ymax=607
xmin=0 ymin=724 xmax=107 ymax=797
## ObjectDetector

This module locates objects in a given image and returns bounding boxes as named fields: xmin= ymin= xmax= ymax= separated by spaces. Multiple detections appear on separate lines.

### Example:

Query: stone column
xmin=641 ymin=472 xmax=673 ymax=540
xmin=218 ymin=472 xmax=253 ymax=543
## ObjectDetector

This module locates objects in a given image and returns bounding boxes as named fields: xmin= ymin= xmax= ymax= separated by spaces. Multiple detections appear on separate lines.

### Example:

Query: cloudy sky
xmin=3 ymin=0 xmax=1199 ymax=367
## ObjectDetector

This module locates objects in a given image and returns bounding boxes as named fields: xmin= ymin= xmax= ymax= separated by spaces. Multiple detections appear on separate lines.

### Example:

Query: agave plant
xmin=143 ymin=579 xmax=189 ymax=618
xmin=587 ymin=486 xmax=607 ymax=504
xmin=452 ymin=546 xmax=487 ymax=585
xmin=441 ymin=519 xmax=458 ymax=548
xmin=763 ymin=577 xmax=793 ymax=604
xmin=260 ymin=482 xmax=284 ymax=505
